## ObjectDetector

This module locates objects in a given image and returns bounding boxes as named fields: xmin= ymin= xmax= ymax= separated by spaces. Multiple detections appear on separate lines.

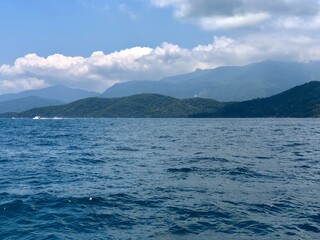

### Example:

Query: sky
xmin=1 ymin=0 xmax=320 ymax=94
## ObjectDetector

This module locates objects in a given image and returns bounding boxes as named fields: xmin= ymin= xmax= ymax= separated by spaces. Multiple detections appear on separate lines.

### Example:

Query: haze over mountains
xmin=0 ymin=85 xmax=99 ymax=113
xmin=102 ymin=60 xmax=320 ymax=101
xmin=1 ymin=60 xmax=320 ymax=115
xmin=0 ymin=85 xmax=99 ymax=103
xmin=0 ymin=96 xmax=64 ymax=114
xmin=2 ymin=81 xmax=319 ymax=118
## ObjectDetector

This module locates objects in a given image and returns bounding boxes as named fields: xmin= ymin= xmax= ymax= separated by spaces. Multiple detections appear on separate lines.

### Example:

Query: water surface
xmin=0 ymin=118 xmax=319 ymax=239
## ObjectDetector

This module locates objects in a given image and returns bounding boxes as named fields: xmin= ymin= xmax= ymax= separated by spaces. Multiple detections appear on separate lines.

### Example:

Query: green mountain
xmin=193 ymin=81 xmax=320 ymax=118
xmin=0 ymin=96 xmax=64 ymax=114
xmin=101 ymin=60 xmax=320 ymax=101
xmin=17 ymin=94 xmax=225 ymax=118
xmin=4 ymin=81 xmax=320 ymax=118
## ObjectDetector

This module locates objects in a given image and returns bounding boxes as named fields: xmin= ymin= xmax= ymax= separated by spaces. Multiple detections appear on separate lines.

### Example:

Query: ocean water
xmin=0 ymin=118 xmax=319 ymax=240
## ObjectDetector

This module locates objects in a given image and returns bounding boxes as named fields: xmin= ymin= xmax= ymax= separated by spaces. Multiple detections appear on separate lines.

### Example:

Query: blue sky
xmin=1 ymin=0 xmax=320 ymax=94
xmin=0 ymin=0 xmax=212 ymax=64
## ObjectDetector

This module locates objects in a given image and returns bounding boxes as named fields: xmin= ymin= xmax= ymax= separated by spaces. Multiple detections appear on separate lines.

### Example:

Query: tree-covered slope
xmin=18 ymin=94 xmax=225 ymax=118
xmin=5 ymin=82 xmax=320 ymax=118
xmin=195 ymin=81 xmax=320 ymax=118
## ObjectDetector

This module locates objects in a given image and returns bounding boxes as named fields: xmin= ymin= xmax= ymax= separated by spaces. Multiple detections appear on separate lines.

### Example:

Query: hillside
xmin=193 ymin=81 xmax=320 ymax=118
xmin=4 ymin=81 xmax=320 ymax=118
xmin=0 ymin=85 xmax=99 ymax=103
xmin=101 ymin=60 xmax=320 ymax=101
xmin=0 ymin=96 xmax=64 ymax=114
xmin=18 ymin=94 xmax=225 ymax=118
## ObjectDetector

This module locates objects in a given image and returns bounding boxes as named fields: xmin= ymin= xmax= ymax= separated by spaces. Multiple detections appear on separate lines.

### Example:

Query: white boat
xmin=33 ymin=116 xmax=41 ymax=119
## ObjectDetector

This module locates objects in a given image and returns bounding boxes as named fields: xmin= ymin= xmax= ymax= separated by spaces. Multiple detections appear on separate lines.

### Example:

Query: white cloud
xmin=198 ymin=13 xmax=270 ymax=30
xmin=0 ymin=78 xmax=47 ymax=95
xmin=150 ymin=0 xmax=320 ymax=29
xmin=276 ymin=14 xmax=320 ymax=30
xmin=2 ymin=1 xmax=320 ymax=96
xmin=2 ymin=35 xmax=320 ymax=94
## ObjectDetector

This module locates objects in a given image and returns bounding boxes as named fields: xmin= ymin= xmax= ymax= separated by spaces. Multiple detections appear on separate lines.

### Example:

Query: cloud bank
xmin=1 ymin=35 xmax=320 ymax=94
xmin=1 ymin=1 xmax=320 ymax=94
xmin=150 ymin=0 xmax=320 ymax=30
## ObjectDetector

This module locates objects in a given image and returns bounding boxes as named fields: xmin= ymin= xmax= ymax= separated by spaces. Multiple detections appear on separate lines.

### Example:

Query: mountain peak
xmin=4 ymin=80 xmax=320 ymax=118
xmin=102 ymin=60 xmax=320 ymax=101
xmin=0 ymin=85 xmax=99 ymax=103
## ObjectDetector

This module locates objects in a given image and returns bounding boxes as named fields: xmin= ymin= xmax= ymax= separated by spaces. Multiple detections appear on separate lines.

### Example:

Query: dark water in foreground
xmin=0 ymin=118 xmax=319 ymax=239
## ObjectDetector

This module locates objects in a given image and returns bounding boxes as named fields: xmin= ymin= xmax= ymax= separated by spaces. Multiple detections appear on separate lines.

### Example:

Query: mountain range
xmin=101 ymin=60 xmax=320 ymax=101
xmin=0 ymin=85 xmax=99 ymax=113
xmin=2 ymin=81 xmax=319 ymax=118
xmin=0 ymin=96 xmax=64 ymax=114
xmin=1 ymin=60 xmax=320 ymax=116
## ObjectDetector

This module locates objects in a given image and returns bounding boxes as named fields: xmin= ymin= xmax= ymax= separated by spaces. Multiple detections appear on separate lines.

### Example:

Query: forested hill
xmin=17 ymin=94 xmax=225 ymax=118
xmin=193 ymin=81 xmax=320 ymax=118
xmin=2 ymin=81 xmax=320 ymax=118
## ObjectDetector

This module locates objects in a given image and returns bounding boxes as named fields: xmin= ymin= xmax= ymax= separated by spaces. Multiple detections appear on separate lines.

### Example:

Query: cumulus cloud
xmin=0 ymin=77 xmax=47 ymax=94
xmin=0 ymin=37 xmax=259 ymax=93
xmin=2 ymin=34 xmax=320 ymax=94
xmin=150 ymin=0 xmax=320 ymax=29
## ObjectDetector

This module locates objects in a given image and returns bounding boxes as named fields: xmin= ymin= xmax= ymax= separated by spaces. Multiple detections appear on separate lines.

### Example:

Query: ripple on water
xmin=1 ymin=118 xmax=320 ymax=239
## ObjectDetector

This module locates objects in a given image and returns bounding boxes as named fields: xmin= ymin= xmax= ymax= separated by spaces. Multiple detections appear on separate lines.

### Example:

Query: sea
xmin=0 ymin=118 xmax=319 ymax=240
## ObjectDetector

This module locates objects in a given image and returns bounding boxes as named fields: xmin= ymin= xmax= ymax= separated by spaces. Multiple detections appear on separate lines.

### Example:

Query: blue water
xmin=0 ymin=118 xmax=320 ymax=239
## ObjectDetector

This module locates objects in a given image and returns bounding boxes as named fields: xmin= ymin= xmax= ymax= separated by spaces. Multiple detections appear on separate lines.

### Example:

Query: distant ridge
xmin=101 ymin=60 xmax=320 ymax=101
xmin=0 ymin=85 xmax=99 ymax=103
xmin=1 ymin=81 xmax=319 ymax=118
xmin=0 ymin=96 xmax=64 ymax=114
